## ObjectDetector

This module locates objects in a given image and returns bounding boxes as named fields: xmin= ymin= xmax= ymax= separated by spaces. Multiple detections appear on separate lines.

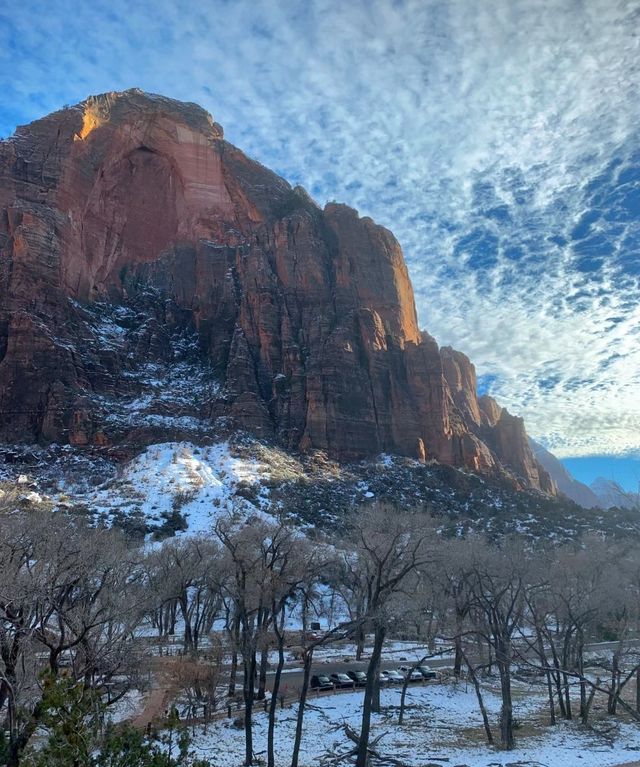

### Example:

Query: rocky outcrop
xmin=0 ymin=89 xmax=554 ymax=492
xmin=441 ymin=347 xmax=555 ymax=493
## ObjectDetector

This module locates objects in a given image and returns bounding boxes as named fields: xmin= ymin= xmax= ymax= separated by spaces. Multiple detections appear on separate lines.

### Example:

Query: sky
xmin=1 ymin=0 xmax=639 ymax=489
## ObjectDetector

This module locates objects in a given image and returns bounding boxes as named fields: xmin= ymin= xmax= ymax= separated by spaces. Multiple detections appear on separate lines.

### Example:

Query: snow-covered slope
xmin=3 ymin=437 xmax=640 ymax=543
xmin=60 ymin=442 xmax=270 ymax=536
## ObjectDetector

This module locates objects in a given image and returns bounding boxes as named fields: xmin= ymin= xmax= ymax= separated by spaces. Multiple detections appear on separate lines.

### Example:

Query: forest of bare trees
xmin=2 ymin=502 xmax=640 ymax=766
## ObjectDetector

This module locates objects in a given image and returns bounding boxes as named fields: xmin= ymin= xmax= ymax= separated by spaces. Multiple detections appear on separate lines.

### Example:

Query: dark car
xmin=311 ymin=674 xmax=334 ymax=690
xmin=346 ymin=670 xmax=367 ymax=686
xmin=416 ymin=665 xmax=438 ymax=680
xmin=330 ymin=672 xmax=354 ymax=688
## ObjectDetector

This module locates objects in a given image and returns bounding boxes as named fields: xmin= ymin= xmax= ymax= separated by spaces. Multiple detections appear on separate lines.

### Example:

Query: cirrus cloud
xmin=1 ymin=0 xmax=639 ymax=459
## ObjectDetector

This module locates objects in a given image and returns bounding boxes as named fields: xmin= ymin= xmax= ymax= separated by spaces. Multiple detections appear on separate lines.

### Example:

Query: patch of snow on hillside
xmin=71 ymin=442 xmax=271 ymax=535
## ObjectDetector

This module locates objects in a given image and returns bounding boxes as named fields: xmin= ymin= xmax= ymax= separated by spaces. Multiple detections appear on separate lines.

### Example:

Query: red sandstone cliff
xmin=440 ymin=347 xmax=555 ymax=493
xmin=0 ymin=89 xmax=554 ymax=493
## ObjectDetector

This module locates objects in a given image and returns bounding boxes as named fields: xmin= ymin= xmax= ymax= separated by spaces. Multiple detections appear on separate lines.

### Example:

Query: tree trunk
xmin=371 ymin=640 xmax=382 ymax=714
xmin=563 ymin=672 xmax=572 ymax=719
xmin=584 ymin=680 xmax=597 ymax=724
xmin=243 ymin=648 xmax=257 ymax=765
xmin=179 ymin=593 xmax=194 ymax=654
xmin=398 ymin=674 xmax=410 ymax=725
xmin=497 ymin=639 xmax=514 ymax=750
xmin=549 ymin=640 xmax=566 ymax=719
xmin=356 ymin=624 xmax=386 ymax=767
xmin=355 ymin=625 xmax=366 ymax=662
xmin=453 ymin=611 xmax=463 ymax=677
xmin=537 ymin=632 xmax=556 ymax=726
xmin=228 ymin=616 xmax=240 ymax=696
xmin=561 ymin=630 xmax=572 ymax=720
xmin=577 ymin=633 xmax=588 ymax=724
xmin=462 ymin=649 xmax=493 ymax=745
xmin=0 ymin=638 xmax=19 ymax=748
xmin=291 ymin=648 xmax=313 ymax=767
xmin=608 ymin=644 xmax=621 ymax=715
xmin=268 ymin=611 xmax=286 ymax=767
xmin=6 ymin=697 xmax=45 ymax=767
xmin=425 ymin=612 xmax=436 ymax=654
xmin=257 ymin=648 xmax=269 ymax=700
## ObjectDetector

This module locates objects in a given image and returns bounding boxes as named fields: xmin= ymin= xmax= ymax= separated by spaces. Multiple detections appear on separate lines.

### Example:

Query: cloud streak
xmin=1 ymin=0 xmax=639 ymax=458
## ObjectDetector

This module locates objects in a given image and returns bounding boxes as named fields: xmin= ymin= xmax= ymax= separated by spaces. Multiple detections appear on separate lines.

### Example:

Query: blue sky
xmin=1 ymin=0 xmax=639 ymax=489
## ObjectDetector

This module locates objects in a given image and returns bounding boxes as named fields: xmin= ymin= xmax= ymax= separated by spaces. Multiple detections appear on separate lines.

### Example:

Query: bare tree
xmin=0 ymin=510 xmax=146 ymax=766
xmin=144 ymin=537 xmax=222 ymax=654
xmin=340 ymin=504 xmax=432 ymax=767
xmin=215 ymin=514 xmax=318 ymax=767
xmin=465 ymin=538 xmax=530 ymax=750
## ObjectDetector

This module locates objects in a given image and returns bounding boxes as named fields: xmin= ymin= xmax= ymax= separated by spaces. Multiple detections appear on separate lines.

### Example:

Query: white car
xmin=398 ymin=667 xmax=423 ymax=682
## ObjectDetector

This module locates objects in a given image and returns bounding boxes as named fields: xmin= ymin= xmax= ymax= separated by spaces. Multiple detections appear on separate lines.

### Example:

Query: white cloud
xmin=2 ymin=0 xmax=639 ymax=458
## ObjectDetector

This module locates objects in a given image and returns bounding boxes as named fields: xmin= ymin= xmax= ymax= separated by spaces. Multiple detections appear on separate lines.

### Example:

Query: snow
xmin=94 ymin=359 xmax=219 ymax=434
xmin=188 ymin=683 xmax=640 ymax=767
xmin=309 ymin=639 xmax=452 ymax=664
xmin=105 ymin=688 xmax=145 ymax=724
xmin=67 ymin=442 xmax=271 ymax=535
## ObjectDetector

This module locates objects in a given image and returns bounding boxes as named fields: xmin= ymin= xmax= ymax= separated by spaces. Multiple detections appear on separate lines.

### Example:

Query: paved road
xmin=263 ymin=638 xmax=630 ymax=694
xmin=263 ymin=654 xmax=452 ymax=695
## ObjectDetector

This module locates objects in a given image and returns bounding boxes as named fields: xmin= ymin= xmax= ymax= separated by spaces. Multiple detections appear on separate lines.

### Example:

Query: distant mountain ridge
xmin=590 ymin=477 xmax=639 ymax=510
xmin=529 ymin=439 xmax=600 ymax=508
xmin=529 ymin=439 xmax=639 ymax=511
xmin=0 ymin=89 xmax=553 ymax=493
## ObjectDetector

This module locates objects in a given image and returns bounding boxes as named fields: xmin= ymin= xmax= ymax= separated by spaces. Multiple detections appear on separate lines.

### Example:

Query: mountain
xmin=529 ymin=439 xmax=600 ymax=508
xmin=0 ymin=89 xmax=553 ymax=493
xmin=590 ymin=477 xmax=638 ymax=510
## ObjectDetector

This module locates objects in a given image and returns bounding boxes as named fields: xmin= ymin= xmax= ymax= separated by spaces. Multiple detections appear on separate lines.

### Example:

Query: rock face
xmin=0 ymin=89 xmax=554 ymax=492
xmin=440 ymin=347 xmax=555 ymax=493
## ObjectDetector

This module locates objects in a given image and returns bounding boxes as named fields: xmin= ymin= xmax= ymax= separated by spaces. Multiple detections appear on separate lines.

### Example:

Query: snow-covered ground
xmin=105 ymin=688 xmax=146 ymax=724
xmin=188 ymin=683 xmax=640 ymax=767
xmin=61 ymin=441 xmax=272 ymax=535
xmin=310 ymin=639 xmax=452 ymax=664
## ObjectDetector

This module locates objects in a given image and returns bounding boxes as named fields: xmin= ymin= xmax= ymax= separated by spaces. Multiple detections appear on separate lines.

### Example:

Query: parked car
xmin=398 ymin=667 xmax=423 ymax=682
xmin=416 ymin=665 xmax=438 ymax=680
xmin=330 ymin=672 xmax=354 ymax=688
xmin=382 ymin=669 xmax=404 ymax=684
xmin=346 ymin=670 xmax=367 ymax=686
xmin=311 ymin=674 xmax=334 ymax=690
